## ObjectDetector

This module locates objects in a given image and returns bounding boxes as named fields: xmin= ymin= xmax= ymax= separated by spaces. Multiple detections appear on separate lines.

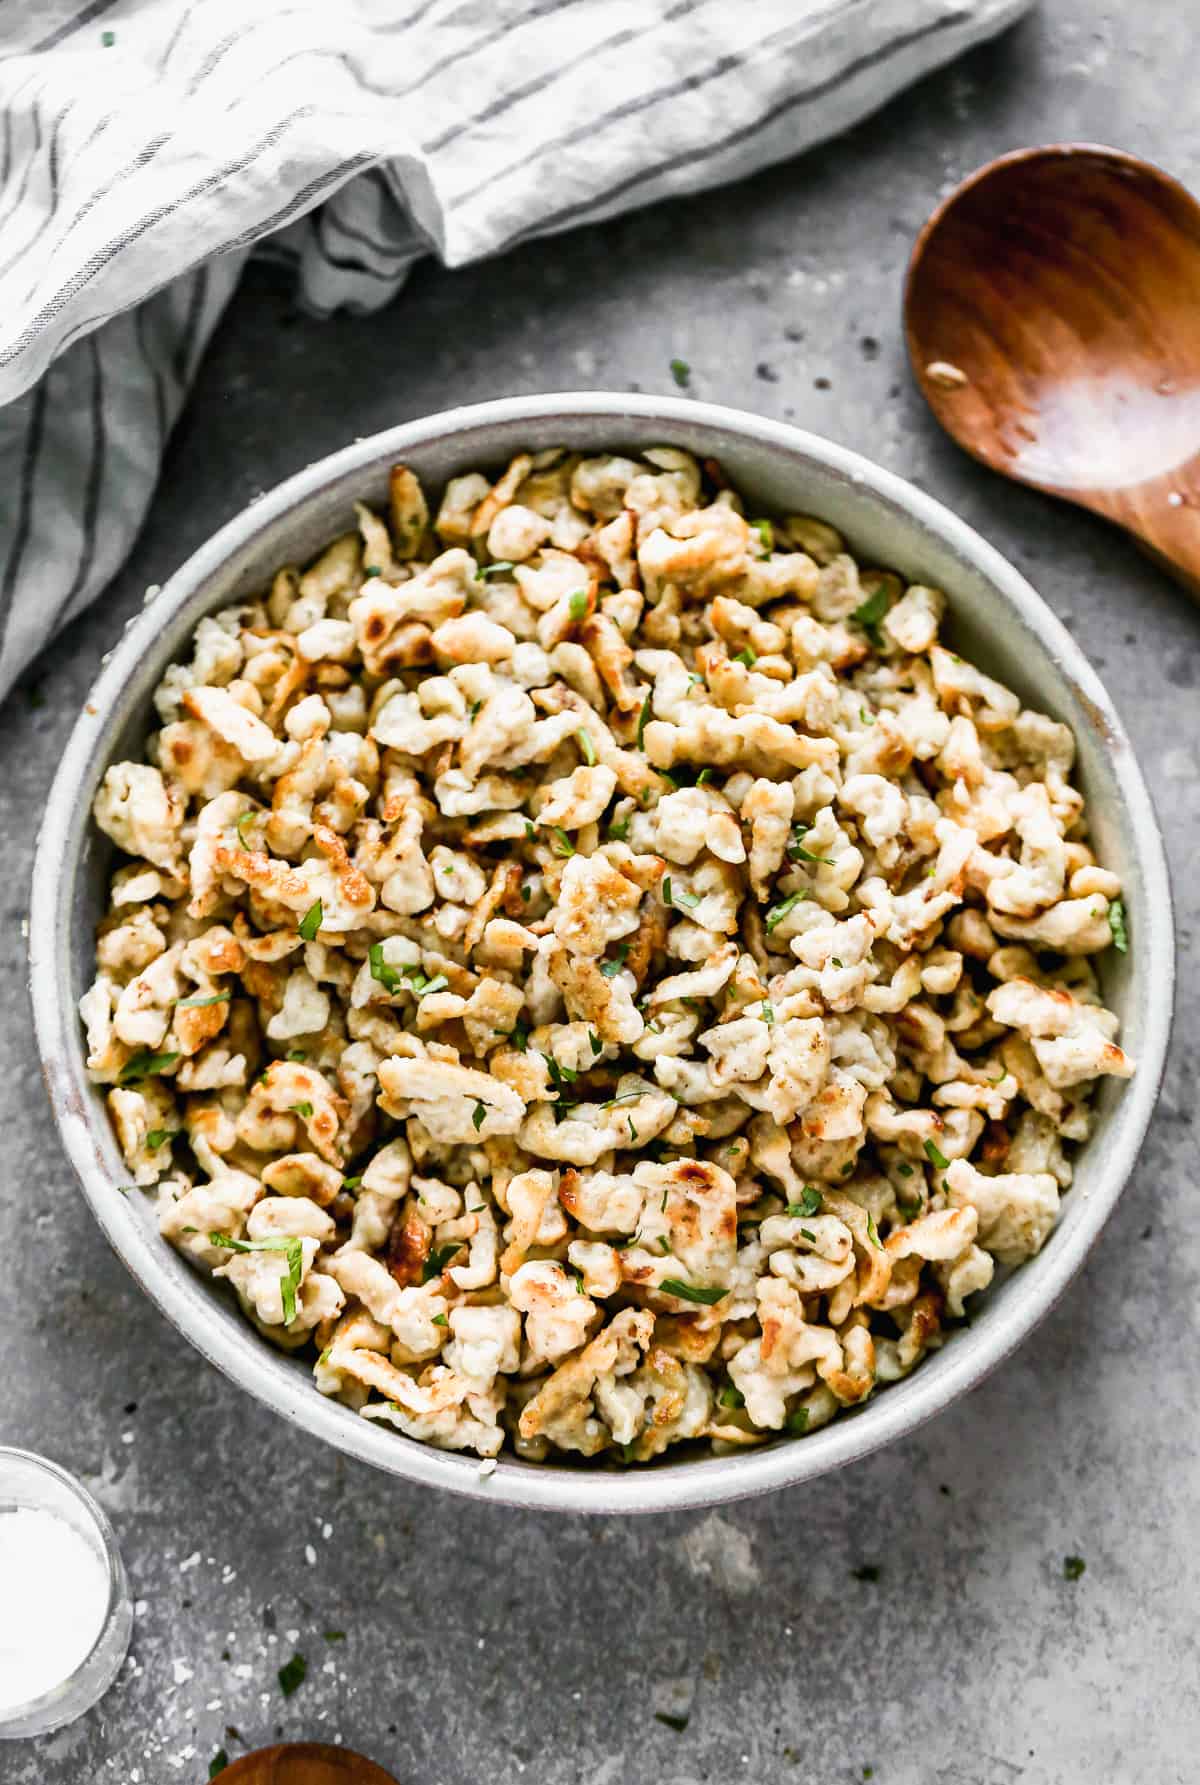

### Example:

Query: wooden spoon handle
xmin=1085 ymin=458 xmax=1200 ymax=598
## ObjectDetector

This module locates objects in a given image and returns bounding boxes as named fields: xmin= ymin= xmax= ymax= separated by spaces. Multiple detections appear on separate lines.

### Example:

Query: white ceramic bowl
xmin=30 ymin=394 xmax=1174 ymax=1513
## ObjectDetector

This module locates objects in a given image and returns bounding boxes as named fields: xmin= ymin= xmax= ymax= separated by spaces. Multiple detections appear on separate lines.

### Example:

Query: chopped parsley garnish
xmin=567 ymin=587 xmax=589 ymax=621
xmin=477 ymin=560 xmax=515 ymax=580
xmin=718 ymin=1384 xmax=745 ymax=1410
xmin=323 ymin=1630 xmax=346 ymax=1642
xmin=287 ymin=1049 xmax=307 ymax=1062
xmin=341 ymin=1175 xmax=362 ymax=1191
xmin=508 ymin=1023 xmax=529 ymax=1052
xmin=1108 ymin=897 xmax=1128 ymax=954
xmin=636 ymin=689 xmax=652 ymax=750
xmin=662 ymin=876 xmax=673 ymax=906
xmin=431 ymin=1313 xmax=448 ymax=1327
xmin=671 ymin=885 xmax=700 ymax=909
xmin=524 ymin=819 xmax=536 ymax=842
xmin=176 ymin=990 xmax=230 ymax=1009
xmin=732 ymin=646 xmax=757 ymax=668
xmin=422 ymin=1242 xmax=463 ymax=1283
xmin=761 ymin=1002 xmax=774 ymax=1025
xmin=210 ymin=1232 xmax=303 ymax=1324
xmin=599 ymin=944 xmax=629 ymax=979
xmin=362 ymin=564 xmax=382 ymax=577
xmin=548 ymin=825 xmax=575 ymax=857
xmin=1063 ymin=1554 xmax=1086 ymax=1581
xmin=696 ymin=767 xmax=713 ymax=785
xmin=608 ymin=815 xmax=631 ymax=841
xmin=655 ymin=1711 xmax=690 ymax=1732
xmin=544 ymin=1055 xmax=578 ymax=1091
xmin=472 ymin=1101 xmax=487 ymax=1131
xmin=277 ymin=1652 xmax=307 ymax=1697
xmin=787 ymin=1187 xmax=823 ymax=1218
xmin=118 ymin=1049 xmax=180 ymax=1083
xmin=896 ymin=1162 xmax=914 ymax=1178
xmin=577 ymin=728 xmax=597 ymax=766
xmin=298 ymin=899 xmax=323 ymax=941
xmin=209 ymin=1752 xmax=229 ymax=1779
xmin=660 ymin=1278 xmax=727 ymax=1305
xmin=866 ymin=1213 xmax=882 ymax=1249
xmin=589 ymin=1030 xmax=602 ymax=1056
xmin=669 ymin=357 xmax=691 ymax=389
xmin=369 ymin=945 xmax=445 ymax=997
xmin=144 ymin=1128 xmax=176 ymax=1151
xmin=101 ymin=29 xmax=116 ymax=46
xmin=852 ymin=583 xmax=890 ymax=640
xmin=787 ymin=832 xmax=833 ymax=866
xmin=851 ymin=1563 xmax=881 ymax=1583
xmin=751 ymin=518 xmax=774 ymax=556
xmin=786 ymin=1406 xmax=809 ymax=1434
xmin=290 ymin=1101 xmax=314 ymax=1120
xmin=235 ymin=810 xmax=259 ymax=848
xmin=923 ymin=1138 xmax=951 ymax=1171
xmin=765 ymin=891 xmax=806 ymax=932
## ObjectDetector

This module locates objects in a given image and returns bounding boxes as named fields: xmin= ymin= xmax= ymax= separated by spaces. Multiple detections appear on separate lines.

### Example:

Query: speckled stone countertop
xmin=4 ymin=7 xmax=1198 ymax=1781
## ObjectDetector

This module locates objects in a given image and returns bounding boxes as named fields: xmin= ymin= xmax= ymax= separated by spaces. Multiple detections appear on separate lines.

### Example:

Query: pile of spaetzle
xmin=81 ymin=445 xmax=1134 ymax=1463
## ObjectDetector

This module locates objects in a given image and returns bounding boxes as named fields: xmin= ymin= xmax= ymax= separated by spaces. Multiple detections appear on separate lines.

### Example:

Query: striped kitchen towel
xmin=0 ymin=0 xmax=1027 ymax=700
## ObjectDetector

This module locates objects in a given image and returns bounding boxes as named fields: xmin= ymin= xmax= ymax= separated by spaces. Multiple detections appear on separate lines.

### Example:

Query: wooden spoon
xmin=220 ymin=1745 xmax=399 ymax=1784
xmin=904 ymin=143 xmax=1200 ymax=593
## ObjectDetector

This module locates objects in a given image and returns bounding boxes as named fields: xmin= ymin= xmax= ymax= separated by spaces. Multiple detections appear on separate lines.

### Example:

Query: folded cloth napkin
xmin=0 ymin=0 xmax=1026 ymax=700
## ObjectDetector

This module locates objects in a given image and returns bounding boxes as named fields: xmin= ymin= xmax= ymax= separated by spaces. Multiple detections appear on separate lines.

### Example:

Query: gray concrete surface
xmin=4 ymin=6 xmax=1198 ymax=1781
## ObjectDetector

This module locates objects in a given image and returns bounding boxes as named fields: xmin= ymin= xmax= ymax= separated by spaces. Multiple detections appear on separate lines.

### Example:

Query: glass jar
xmin=0 ymin=1447 xmax=134 ymax=1739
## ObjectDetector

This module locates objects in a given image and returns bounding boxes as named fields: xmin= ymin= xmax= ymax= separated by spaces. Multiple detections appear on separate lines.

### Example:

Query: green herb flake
xmin=210 ymin=1232 xmax=303 ymax=1324
xmin=324 ymin=1629 xmax=347 ymax=1642
xmin=422 ymin=1242 xmax=462 ymax=1283
xmin=290 ymin=1102 xmax=314 ymax=1120
xmin=599 ymin=944 xmax=629 ymax=979
xmin=718 ymin=1385 xmax=745 ymax=1410
xmin=341 ymin=1174 xmax=362 ymax=1191
xmin=235 ymin=810 xmax=259 ymax=848
xmin=277 ymin=1652 xmax=307 ymax=1697
xmin=866 ymin=1213 xmax=882 ymax=1249
xmin=477 ymin=560 xmax=515 ymax=580
xmin=118 ymin=1049 xmax=180 ymax=1084
xmin=669 ymin=357 xmax=691 ymax=389
xmin=577 ymin=728 xmax=597 ymax=766
xmin=695 ymin=767 xmax=713 ymax=785
xmin=368 ymin=943 xmax=405 ymax=995
xmin=209 ymin=1751 xmax=229 ymax=1780
xmin=787 ymin=825 xmax=833 ymax=865
xmin=548 ymin=825 xmax=575 ymax=858
xmin=923 ymin=1138 xmax=951 ymax=1171
xmin=589 ymin=1030 xmax=602 ymax=1057
xmin=751 ymin=518 xmax=774 ymax=556
xmin=176 ymin=990 xmax=231 ymax=1010
xmin=524 ymin=819 xmax=536 ymax=842
xmin=660 ymin=1278 xmax=727 ymax=1306
xmin=674 ymin=885 xmax=700 ymax=910
xmin=1063 ymin=1554 xmax=1086 ymax=1581
xmin=432 ymin=1313 xmax=448 ymax=1327
xmin=101 ymin=29 xmax=116 ymax=46
xmin=287 ymin=1050 xmax=308 ymax=1063
xmin=655 ymin=1711 xmax=690 ymax=1733
xmin=608 ymin=815 xmax=631 ymax=841
xmin=760 ymin=1002 xmax=775 ymax=1026
xmin=765 ymin=891 xmax=806 ymax=932
xmin=472 ymin=1101 xmax=487 ymax=1132
xmin=567 ymin=587 xmax=589 ymax=621
xmin=144 ymin=1128 xmax=176 ymax=1151
xmin=1108 ymin=897 xmax=1128 ymax=954
xmin=851 ymin=1563 xmax=881 ymax=1584
xmin=298 ymin=899 xmax=323 ymax=941
xmin=786 ymin=1407 xmax=809 ymax=1434
xmin=896 ymin=1162 xmax=914 ymax=1178
xmin=786 ymin=1187 xmax=823 ymax=1218
xmin=363 ymin=565 xmax=382 ymax=578
xmin=509 ymin=1023 xmax=529 ymax=1053
xmin=852 ymin=583 xmax=890 ymax=636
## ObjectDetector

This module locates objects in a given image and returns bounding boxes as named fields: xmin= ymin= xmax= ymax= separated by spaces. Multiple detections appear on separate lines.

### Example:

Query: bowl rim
xmin=29 ymin=391 xmax=1174 ymax=1514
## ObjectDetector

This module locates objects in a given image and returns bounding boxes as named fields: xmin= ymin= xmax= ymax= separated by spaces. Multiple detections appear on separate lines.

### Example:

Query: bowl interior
xmin=33 ymin=396 xmax=1172 ymax=1513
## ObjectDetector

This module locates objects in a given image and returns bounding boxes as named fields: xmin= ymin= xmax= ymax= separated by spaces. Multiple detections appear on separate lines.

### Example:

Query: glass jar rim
xmin=0 ymin=1445 xmax=125 ymax=1724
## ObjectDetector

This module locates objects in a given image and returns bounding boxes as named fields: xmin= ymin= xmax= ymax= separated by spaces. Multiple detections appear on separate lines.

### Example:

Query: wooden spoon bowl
xmin=904 ymin=144 xmax=1200 ymax=593
xmin=220 ymin=1745 xmax=399 ymax=1785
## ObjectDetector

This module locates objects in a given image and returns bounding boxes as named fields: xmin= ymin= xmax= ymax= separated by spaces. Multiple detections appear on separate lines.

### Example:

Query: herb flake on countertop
xmin=1063 ymin=1554 xmax=1086 ymax=1581
xmin=277 ymin=1652 xmax=307 ymax=1696
xmin=669 ymin=358 xmax=691 ymax=389
xmin=655 ymin=1711 xmax=690 ymax=1732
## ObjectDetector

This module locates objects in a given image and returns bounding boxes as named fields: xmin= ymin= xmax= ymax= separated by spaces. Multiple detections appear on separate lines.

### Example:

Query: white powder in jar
xmin=0 ymin=1506 xmax=111 ymax=1713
